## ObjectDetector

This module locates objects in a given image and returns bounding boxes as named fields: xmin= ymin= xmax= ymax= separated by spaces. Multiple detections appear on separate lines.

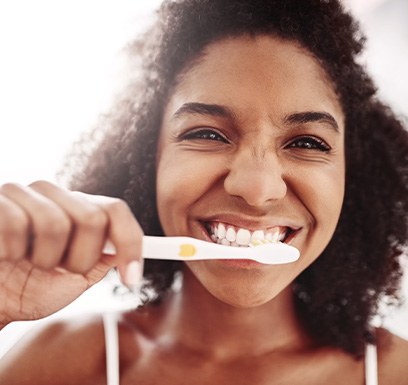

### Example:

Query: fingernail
xmin=125 ymin=260 xmax=143 ymax=289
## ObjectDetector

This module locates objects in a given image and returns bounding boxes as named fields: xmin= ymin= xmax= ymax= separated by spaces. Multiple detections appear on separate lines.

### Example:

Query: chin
xmin=208 ymin=285 xmax=285 ymax=309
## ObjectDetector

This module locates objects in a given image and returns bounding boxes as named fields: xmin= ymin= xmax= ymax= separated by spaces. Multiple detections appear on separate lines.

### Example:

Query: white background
xmin=0 ymin=0 xmax=407 ymax=356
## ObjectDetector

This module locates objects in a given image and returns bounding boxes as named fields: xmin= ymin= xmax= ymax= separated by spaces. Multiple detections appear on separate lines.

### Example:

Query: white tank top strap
xmin=103 ymin=312 xmax=120 ymax=385
xmin=365 ymin=343 xmax=378 ymax=385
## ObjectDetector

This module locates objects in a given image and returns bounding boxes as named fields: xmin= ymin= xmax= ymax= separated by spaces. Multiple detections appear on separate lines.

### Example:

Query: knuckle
xmin=64 ymin=258 xmax=93 ymax=274
xmin=33 ymin=257 xmax=59 ymax=270
xmin=28 ymin=180 xmax=54 ymax=191
xmin=77 ymin=206 xmax=108 ymax=232
xmin=36 ymin=214 xmax=71 ymax=239
xmin=0 ymin=207 xmax=29 ymax=235
xmin=0 ymin=182 xmax=22 ymax=195
xmin=7 ymin=218 xmax=29 ymax=237
xmin=117 ymin=234 xmax=142 ymax=260
xmin=0 ymin=237 xmax=7 ymax=258
xmin=104 ymin=198 xmax=129 ymax=216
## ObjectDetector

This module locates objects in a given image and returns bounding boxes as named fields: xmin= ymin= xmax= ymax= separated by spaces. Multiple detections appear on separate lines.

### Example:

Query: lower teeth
xmin=213 ymin=237 xmax=249 ymax=247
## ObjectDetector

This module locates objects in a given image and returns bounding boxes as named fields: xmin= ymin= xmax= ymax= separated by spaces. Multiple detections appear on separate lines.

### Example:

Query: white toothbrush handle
xmin=102 ymin=236 xmax=198 ymax=259
xmin=103 ymin=236 xmax=299 ymax=265
xmin=141 ymin=236 xmax=258 ymax=261
xmin=142 ymin=235 xmax=197 ymax=259
xmin=103 ymin=236 xmax=259 ymax=260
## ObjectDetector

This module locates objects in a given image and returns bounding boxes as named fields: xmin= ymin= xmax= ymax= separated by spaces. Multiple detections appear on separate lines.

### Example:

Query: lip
xmin=199 ymin=213 xmax=303 ymax=233
xmin=212 ymin=258 xmax=265 ymax=269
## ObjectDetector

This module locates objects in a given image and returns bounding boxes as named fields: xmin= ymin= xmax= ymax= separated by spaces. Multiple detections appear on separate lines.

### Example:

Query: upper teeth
xmin=208 ymin=222 xmax=287 ymax=247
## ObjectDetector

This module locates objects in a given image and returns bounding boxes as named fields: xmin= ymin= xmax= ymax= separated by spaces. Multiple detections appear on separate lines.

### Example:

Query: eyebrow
xmin=172 ymin=102 xmax=339 ymax=132
xmin=284 ymin=111 xmax=339 ymax=132
xmin=172 ymin=102 xmax=235 ymax=120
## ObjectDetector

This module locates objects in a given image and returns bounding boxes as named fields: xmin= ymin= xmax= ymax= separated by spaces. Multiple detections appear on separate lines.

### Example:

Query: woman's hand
xmin=0 ymin=181 xmax=143 ymax=328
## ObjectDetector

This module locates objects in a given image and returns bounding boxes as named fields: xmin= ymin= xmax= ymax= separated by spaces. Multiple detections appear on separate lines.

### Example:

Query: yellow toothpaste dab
xmin=178 ymin=243 xmax=197 ymax=258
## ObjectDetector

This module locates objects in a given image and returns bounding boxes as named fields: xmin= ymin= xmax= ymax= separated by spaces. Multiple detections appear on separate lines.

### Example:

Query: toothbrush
xmin=103 ymin=236 xmax=299 ymax=265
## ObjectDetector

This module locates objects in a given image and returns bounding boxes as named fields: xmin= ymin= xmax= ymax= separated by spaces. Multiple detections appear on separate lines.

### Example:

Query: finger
xmin=0 ymin=192 xmax=30 ymax=260
xmin=73 ymin=192 xmax=144 ymax=286
xmin=101 ymin=198 xmax=144 ymax=288
xmin=30 ymin=181 xmax=109 ymax=274
xmin=0 ymin=183 xmax=71 ymax=269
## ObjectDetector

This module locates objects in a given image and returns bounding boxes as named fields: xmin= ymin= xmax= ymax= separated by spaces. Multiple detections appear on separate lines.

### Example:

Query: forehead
xmin=165 ymin=35 xmax=344 ymax=128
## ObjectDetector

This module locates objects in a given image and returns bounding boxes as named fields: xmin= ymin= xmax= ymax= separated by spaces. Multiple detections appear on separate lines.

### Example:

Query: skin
xmin=156 ymin=35 xmax=345 ymax=308
xmin=0 ymin=35 xmax=408 ymax=385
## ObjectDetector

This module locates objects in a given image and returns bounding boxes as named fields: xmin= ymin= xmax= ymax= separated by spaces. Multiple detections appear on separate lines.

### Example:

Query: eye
xmin=285 ymin=135 xmax=331 ymax=152
xmin=180 ymin=128 xmax=229 ymax=143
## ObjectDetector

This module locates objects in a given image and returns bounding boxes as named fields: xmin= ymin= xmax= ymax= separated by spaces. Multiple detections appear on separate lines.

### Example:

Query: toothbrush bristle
xmin=249 ymin=239 xmax=275 ymax=247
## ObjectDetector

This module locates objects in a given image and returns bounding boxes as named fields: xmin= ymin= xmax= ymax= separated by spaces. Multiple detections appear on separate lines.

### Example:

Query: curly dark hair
xmin=64 ymin=0 xmax=408 ymax=357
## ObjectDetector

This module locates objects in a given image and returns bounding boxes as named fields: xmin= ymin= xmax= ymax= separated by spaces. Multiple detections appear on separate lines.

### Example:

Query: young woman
xmin=1 ymin=0 xmax=408 ymax=384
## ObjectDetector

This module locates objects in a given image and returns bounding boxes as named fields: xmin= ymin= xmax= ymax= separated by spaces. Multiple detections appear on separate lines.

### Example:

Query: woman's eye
xmin=180 ymin=129 xmax=229 ymax=143
xmin=285 ymin=136 xmax=331 ymax=152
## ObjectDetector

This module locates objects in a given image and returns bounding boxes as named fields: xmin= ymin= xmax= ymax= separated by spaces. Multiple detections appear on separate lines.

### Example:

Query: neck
xmin=160 ymin=268 xmax=309 ymax=360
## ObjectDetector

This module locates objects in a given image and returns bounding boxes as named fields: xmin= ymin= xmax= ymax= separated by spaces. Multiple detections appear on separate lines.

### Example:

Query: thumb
xmin=117 ymin=259 xmax=144 ymax=291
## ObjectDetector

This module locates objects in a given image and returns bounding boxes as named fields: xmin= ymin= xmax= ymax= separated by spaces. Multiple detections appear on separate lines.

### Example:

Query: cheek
xmin=156 ymin=149 xmax=226 ymax=230
xmin=157 ymin=152 xmax=209 ymax=204
xmin=318 ymin=162 xmax=345 ymax=221
xmin=297 ymin=161 xmax=345 ymax=243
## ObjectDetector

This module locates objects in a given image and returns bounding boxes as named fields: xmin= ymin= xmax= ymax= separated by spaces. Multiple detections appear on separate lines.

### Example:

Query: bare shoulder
xmin=377 ymin=327 xmax=408 ymax=385
xmin=0 ymin=307 xmax=159 ymax=385
xmin=118 ymin=304 xmax=164 ymax=365
xmin=0 ymin=314 xmax=107 ymax=385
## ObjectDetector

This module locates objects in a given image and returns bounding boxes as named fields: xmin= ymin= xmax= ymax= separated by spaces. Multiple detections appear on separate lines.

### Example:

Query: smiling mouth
xmin=203 ymin=222 xmax=295 ymax=247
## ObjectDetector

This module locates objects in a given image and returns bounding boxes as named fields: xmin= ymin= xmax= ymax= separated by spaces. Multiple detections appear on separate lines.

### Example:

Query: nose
xmin=224 ymin=147 xmax=287 ymax=207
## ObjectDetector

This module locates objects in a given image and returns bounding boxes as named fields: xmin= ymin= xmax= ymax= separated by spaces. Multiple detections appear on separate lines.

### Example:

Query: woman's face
xmin=156 ymin=35 xmax=345 ymax=308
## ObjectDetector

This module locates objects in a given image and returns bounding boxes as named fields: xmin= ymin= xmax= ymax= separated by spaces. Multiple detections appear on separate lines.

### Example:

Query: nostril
xmin=224 ymin=171 xmax=287 ymax=207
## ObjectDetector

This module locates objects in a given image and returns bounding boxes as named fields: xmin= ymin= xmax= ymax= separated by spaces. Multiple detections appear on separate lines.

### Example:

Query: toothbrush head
xmin=247 ymin=241 xmax=300 ymax=264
